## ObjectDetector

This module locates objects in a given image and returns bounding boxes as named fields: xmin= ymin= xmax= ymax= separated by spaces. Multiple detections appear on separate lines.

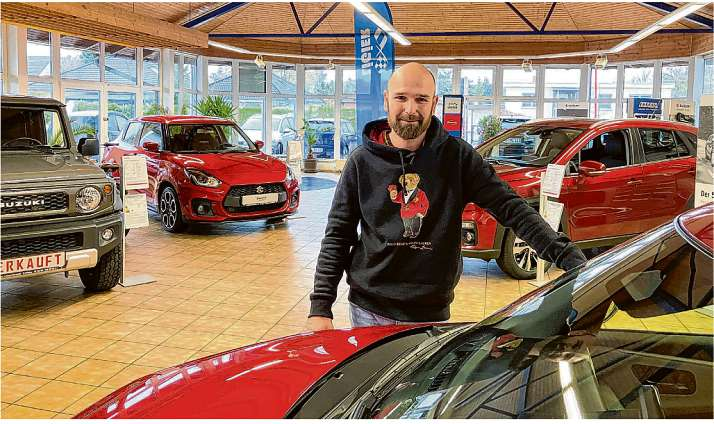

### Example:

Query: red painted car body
xmin=102 ymin=116 xmax=299 ymax=231
xmin=461 ymin=118 xmax=698 ymax=276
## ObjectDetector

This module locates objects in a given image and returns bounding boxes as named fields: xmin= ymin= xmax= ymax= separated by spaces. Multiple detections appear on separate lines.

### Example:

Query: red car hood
xmin=169 ymin=151 xmax=287 ymax=185
xmin=76 ymin=325 xmax=420 ymax=419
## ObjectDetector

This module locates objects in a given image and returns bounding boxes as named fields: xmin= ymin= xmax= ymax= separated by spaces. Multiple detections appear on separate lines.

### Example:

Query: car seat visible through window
xmin=600 ymin=132 xmax=627 ymax=168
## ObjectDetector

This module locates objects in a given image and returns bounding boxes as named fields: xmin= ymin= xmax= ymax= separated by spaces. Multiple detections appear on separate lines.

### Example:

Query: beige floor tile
xmin=160 ymin=329 xmax=219 ymax=351
xmin=11 ymin=314 xmax=66 ymax=331
xmin=261 ymin=325 xmax=306 ymax=341
xmin=202 ymin=303 xmax=252 ymax=319
xmin=53 ymin=336 xmax=116 ymax=358
xmin=101 ymin=365 xmax=161 ymax=389
xmin=201 ymin=334 xmax=257 ymax=354
xmin=44 ymin=301 xmax=97 ymax=317
xmin=0 ymin=326 xmax=40 ymax=347
xmin=14 ymin=353 xmax=85 ymax=379
xmin=148 ymin=311 xmax=200 ymax=329
xmin=47 ymin=317 xmax=107 ymax=336
xmin=0 ymin=348 xmax=44 ymax=373
xmin=0 ymin=374 xmax=49 ymax=403
xmin=83 ymin=321 xmax=142 ymax=340
xmin=185 ymin=315 xmax=236 ymax=333
xmin=133 ymin=345 xmax=196 ymax=368
xmin=137 ymin=296 xmax=184 ymax=312
xmin=56 ymin=359 xmax=127 ymax=386
xmin=54 ymin=412 xmax=74 ymax=419
xmin=92 ymin=341 xmax=156 ymax=363
xmin=62 ymin=386 xmax=116 ymax=415
xmin=78 ymin=304 xmax=131 ymax=320
xmin=12 ymin=331 xmax=78 ymax=353
xmin=121 ymin=325 xmax=180 ymax=345
xmin=223 ymin=319 xmax=274 ymax=339
xmin=1 ymin=404 xmax=57 ymax=419
xmin=112 ymin=308 xmax=164 ymax=325
xmin=171 ymin=300 xmax=218 ymax=315
xmin=15 ymin=380 xmax=94 ymax=412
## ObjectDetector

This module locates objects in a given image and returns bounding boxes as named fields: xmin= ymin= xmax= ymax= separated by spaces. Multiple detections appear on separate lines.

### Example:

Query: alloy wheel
xmin=513 ymin=237 xmax=538 ymax=273
xmin=160 ymin=189 xmax=178 ymax=229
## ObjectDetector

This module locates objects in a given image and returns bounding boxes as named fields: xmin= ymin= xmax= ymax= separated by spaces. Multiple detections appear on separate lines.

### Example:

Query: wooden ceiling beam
xmin=0 ymin=2 xmax=208 ymax=48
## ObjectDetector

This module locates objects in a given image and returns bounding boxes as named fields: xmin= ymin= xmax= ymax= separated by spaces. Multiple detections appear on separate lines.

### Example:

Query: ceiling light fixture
xmin=348 ymin=1 xmax=412 ymax=46
xmin=594 ymin=54 xmax=608 ymax=69
xmin=254 ymin=54 xmax=266 ymax=70
xmin=521 ymin=59 xmax=533 ymax=72
xmin=327 ymin=59 xmax=335 ymax=70
xmin=610 ymin=1 xmax=709 ymax=53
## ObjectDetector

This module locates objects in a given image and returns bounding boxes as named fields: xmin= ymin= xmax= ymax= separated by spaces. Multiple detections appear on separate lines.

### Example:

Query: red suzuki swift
xmin=461 ymin=118 xmax=698 ymax=279
xmin=102 ymin=116 xmax=300 ymax=232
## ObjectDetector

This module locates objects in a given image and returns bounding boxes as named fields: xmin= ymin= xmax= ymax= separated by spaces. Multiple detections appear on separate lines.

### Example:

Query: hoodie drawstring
xmin=398 ymin=151 xmax=417 ymax=191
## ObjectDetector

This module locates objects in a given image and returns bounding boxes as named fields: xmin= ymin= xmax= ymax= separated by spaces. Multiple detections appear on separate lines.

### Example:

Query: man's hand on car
xmin=307 ymin=316 xmax=334 ymax=331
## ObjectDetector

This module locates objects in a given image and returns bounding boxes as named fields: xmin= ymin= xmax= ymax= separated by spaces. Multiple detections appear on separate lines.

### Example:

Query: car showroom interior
xmin=1 ymin=1 xmax=713 ymax=419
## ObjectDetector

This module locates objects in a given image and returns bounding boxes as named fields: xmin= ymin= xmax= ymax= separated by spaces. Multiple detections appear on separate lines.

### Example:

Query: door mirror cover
xmin=579 ymin=160 xmax=607 ymax=176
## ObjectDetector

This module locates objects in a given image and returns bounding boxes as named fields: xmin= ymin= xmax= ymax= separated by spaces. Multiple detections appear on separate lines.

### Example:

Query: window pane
xmin=304 ymin=98 xmax=336 ymax=159
xmin=500 ymin=101 xmax=536 ymax=121
xmin=341 ymin=99 xmax=357 ymax=159
xmin=27 ymin=29 xmax=51 ymax=77
xmin=143 ymin=48 xmax=160 ymax=87
xmin=272 ymin=64 xmax=297 ymax=95
xmin=437 ymin=68 xmax=454 ymax=96
xmin=462 ymin=68 xmax=493 ymax=97
xmin=305 ymin=67 xmax=335 ymax=96
xmin=239 ymin=96 xmax=265 ymax=141
xmin=64 ymin=88 xmax=101 ymax=142
xmin=183 ymin=56 xmax=197 ymax=91
xmin=623 ymin=64 xmax=654 ymax=99
xmin=239 ymin=62 xmax=266 ymax=93
xmin=143 ymin=90 xmax=160 ymax=112
xmin=208 ymin=60 xmax=232 ymax=93
xmin=639 ymin=128 xmax=689 ymax=162
xmin=704 ymin=57 xmax=713 ymax=95
xmin=60 ymin=35 xmax=100 ymax=81
xmin=661 ymin=61 xmax=688 ymax=98
xmin=502 ymin=68 xmax=536 ymax=97
xmin=545 ymin=67 xmax=580 ymax=99
xmin=27 ymin=82 xmax=52 ymax=99
xmin=107 ymin=92 xmax=135 ymax=141
xmin=173 ymin=55 xmax=180 ymax=90
xmin=105 ymin=44 xmax=136 ymax=85
xmin=590 ymin=66 xmax=617 ymax=100
xmin=271 ymin=97 xmax=296 ymax=156
xmin=589 ymin=102 xmax=616 ymax=119
xmin=463 ymin=100 xmax=494 ymax=146
xmin=342 ymin=68 xmax=356 ymax=96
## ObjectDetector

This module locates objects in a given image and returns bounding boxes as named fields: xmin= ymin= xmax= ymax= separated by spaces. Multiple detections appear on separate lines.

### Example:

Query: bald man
xmin=308 ymin=62 xmax=586 ymax=330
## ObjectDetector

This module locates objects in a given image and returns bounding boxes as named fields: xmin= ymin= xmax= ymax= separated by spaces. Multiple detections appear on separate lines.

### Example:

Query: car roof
xmin=676 ymin=203 xmax=714 ymax=258
xmin=1 ymin=95 xmax=65 ymax=108
xmin=523 ymin=118 xmax=697 ymax=132
xmin=135 ymin=115 xmax=235 ymax=125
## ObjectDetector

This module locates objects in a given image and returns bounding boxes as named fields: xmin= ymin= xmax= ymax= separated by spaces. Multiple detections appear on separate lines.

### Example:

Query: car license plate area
xmin=1 ymin=252 xmax=67 ymax=277
xmin=242 ymin=193 xmax=279 ymax=206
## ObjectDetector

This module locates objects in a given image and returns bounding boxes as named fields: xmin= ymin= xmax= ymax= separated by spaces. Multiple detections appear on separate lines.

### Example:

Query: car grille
xmin=1 ymin=233 xmax=83 ymax=259
xmin=227 ymin=183 xmax=285 ymax=197
xmin=0 ymin=192 xmax=68 ymax=215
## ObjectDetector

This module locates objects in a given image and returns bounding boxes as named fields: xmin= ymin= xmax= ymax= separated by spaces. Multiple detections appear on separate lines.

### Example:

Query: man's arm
xmin=464 ymin=149 xmax=586 ymax=271
xmin=309 ymin=158 xmax=361 ymax=325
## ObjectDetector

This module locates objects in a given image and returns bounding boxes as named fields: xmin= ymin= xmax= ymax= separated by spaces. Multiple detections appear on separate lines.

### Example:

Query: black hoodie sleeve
xmin=464 ymin=148 xmax=587 ymax=271
xmin=309 ymin=157 xmax=361 ymax=319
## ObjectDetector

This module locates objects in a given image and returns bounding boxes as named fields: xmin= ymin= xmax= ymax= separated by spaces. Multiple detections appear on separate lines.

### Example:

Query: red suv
xmin=102 ymin=116 xmax=300 ymax=232
xmin=462 ymin=118 xmax=697 ymax=279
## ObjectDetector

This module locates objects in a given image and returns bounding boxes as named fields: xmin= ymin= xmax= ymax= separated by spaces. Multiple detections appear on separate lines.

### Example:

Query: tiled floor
xmin=1 ymin=172 xmax=711 ymax=418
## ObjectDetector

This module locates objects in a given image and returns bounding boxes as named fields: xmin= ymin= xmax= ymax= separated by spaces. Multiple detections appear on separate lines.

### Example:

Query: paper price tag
xmin=122 ymin=156 xmax=149 ymax=190
xmin=124 ymin=193 xmax=149 ymax=229
xmin=541 ymin=164 xmax=566 ymax=198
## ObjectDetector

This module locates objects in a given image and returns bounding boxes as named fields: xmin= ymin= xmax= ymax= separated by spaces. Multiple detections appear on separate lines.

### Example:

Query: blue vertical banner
xmin=354 ymin=2 xmax=394 ymax=152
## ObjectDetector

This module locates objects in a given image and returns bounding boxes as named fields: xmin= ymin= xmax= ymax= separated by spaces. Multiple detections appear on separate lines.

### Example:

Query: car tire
xmin=159 ymin=186 xmax=186 ymax=233
xmin=79 ymin=245 xmax=121 ymax=292
xmin=497 ymin=230 xmax=551 ymax=280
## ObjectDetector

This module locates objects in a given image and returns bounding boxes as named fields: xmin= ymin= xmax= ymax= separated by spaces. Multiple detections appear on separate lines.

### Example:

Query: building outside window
xmin=27 ymin=29 xmax=51 ymax=78
xmin=543 ymin=67 xmax=581 ymax=118
xmin=238 ymin=62 xmax=267 ymax=143
xmin=590 ymin=65 xmax=617 ymax=119
xmin=340 ymin=67 xmax=357 ymax=159
xmin=461 ymin=67 xmax=495 ymax=145
xmin=304 ymin=66 xmax=336 ymax=159
xmin=702 ymin=56 xmax=712 ymax=95
xmin=269 ymin=64 xmax=298 ymax=156
xmin=105 ymin=44 xmax=136 ymax=86
xmin=622 ymin=63 xmax=654 ymax=117
xmin=60 ymin=35 xmax=100 ymax=82
xmin=500 ymin=66 xmax=537 ymax=131
xmin=661 ymin=60 xmax=689 ymax=99
xmin=142 ymin=48 xmax=161 ymax=112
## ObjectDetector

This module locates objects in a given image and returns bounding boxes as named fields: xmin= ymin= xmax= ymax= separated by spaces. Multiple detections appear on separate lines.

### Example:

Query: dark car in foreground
xmin=78 ymin=204 xmax=713 ymax=419
xmin=102 ymin=115 xmax=300 ymax=232
xmin=461 ymin=118 xmax=698 ymax=279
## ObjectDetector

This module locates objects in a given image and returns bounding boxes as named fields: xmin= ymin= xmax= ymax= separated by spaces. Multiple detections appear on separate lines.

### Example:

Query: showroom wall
xmin=1 ymin=22 xmax=712 ymax=163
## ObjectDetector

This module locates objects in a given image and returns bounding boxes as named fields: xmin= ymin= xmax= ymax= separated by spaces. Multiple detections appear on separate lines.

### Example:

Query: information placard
xmin=543 ymin=200 xmax=564 ymax=231
xmin=124 ymin=193 xmax=149 ymax=229
xmin=541 ymin=164 xmax=566 ymax=198
xmin=122 ymin=156 xmax=149 ymax=190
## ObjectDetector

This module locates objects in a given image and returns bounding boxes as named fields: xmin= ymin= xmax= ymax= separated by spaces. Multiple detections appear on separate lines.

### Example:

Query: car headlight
xmin=184 ymin=168 xmax=222 ymax=188
xmin=285 ymin=166 xmax=296 ymax=184
xmin=76 ymin=186 xmax=102 ymax=212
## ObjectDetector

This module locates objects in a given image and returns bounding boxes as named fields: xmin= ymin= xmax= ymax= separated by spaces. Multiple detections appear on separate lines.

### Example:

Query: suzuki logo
xmin=256 ymin=186 xmax=265 ymax=194
xmin=0 ymin=199 xmax=45 ymax=209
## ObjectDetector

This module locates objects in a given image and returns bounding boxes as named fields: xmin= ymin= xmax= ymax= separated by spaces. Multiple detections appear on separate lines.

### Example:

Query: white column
xmin=265 ymin=62 xmax=273 ymax=151
xmin=579 ymin=64 xmax=589 ymax=102
xmin=493 ymin=65 xmax=503 ymax=117
xmin=5 ymin=25 xmax=27 ymax=94
xmin=52 ymin=30 xmax=61 ymax=100
xmin=653 ymin=60 xmax=663 ymax=99
xmin=137 ymin=48 xmax=144 ymax=116
xmin=296 ymin=63 xmax=305 ymax=130
xmin=334 ymin=65 xmax=342 ymax=161
xmin=161 ymin=49 xmax=174 ymax=113
xmin=615 ymin=64 xmax=625 ymax=118
xmin=232 ymin=58 xmax=240 ymax=121
xmin=535 ymin=64 xmax=545 ymax=119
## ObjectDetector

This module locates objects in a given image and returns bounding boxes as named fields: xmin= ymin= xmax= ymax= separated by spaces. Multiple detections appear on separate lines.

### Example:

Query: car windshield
xmin=478 ymin=126 xmax=584 ymax=166
xmin=166 ymin=124 xmax=256 ymax=153
xmin=332 ymin=221 xmax=712 ymax=419
xmin=1 ymin=106 xmax=69 ymax=151
xmin=242 ymin=116 xmax=262 ymax=131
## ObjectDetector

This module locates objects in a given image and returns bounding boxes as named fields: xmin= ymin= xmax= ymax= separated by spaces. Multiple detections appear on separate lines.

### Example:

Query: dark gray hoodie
xmin=309 ymin=117 xmax=586 ymax=322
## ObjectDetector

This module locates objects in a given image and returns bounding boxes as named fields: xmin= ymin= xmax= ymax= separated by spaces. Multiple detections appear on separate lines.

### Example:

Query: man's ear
xmin=383 ymin=90 xmax=389 ymax=113
xmin=431 ymin=95 xmax=438 ymax=117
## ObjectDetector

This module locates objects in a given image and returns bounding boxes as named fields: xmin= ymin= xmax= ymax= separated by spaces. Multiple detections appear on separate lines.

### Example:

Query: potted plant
xmin=301 ymin=119 xmax=318 ymax=173
xmin=192 ymin=96 xmax=238 ymax=120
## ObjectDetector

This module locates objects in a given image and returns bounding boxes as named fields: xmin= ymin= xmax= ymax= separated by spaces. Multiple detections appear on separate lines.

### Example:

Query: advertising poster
xmin=627 ymin=97 xmax=662 ymax=119
xmin=442 ymin=95 xmax=464 ymax=138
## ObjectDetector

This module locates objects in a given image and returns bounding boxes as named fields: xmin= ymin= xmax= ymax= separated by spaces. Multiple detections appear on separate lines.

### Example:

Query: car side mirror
xmin=143 ymin=141 xmax=160 ymax=152
xmin=578 ymin=160 xmax=606 ymax=177
xmin=255 ymin=140 xmax=264 ymax=150
xmin=78 ymin=137 xmax=99 ymax=156
xmin=100 ymin=162 xmax=120 ymax=173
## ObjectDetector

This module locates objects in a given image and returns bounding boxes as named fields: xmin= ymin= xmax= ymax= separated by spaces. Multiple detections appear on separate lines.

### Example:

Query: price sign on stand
xmin=287 ymin=139 xmax=303 ymax=184
xmin=120 ymin=155 xmax=155 ymax=287
xmin=532 ymin=164 xmax=567 ymax=287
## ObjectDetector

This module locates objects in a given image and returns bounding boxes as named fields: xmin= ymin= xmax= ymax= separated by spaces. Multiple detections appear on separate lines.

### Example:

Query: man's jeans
xmin=350 ymin=302 xmax=415 ymax=327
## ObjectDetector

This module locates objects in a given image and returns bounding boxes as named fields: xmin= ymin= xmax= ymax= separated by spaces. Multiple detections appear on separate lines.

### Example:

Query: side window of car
xmin=138 ymin=123 xmax=162 ymax=148
xmin=639 ymin=128 xmax=688 ymax=162
xmin=572 ymin=130 xmax=630 ymax=170
xmin=122 ymin=122 xmax=142 ymax=145
xmin=674 ymin=131 xmax=697 ymax=156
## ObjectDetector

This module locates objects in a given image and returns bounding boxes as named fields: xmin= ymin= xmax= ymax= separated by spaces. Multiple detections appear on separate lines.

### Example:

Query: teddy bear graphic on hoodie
xmin=387 ymin=172 xmax=430 ymax=238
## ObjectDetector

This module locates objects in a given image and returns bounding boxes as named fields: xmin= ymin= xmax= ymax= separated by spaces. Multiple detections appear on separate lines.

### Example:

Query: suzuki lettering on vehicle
xmin=0 ymin=198 xmax=45 ymax=208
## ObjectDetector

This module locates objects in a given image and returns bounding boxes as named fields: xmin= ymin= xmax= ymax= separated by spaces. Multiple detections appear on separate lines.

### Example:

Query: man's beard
xmin=388 ymin=110 xmax=431 ymax=140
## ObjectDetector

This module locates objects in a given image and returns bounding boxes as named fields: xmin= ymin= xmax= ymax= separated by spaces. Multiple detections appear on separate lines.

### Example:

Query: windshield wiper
xmin=344 ymin=324 xmax=477 ymax=418
xmin=486 ymin=158 xmax=518 ymax=166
